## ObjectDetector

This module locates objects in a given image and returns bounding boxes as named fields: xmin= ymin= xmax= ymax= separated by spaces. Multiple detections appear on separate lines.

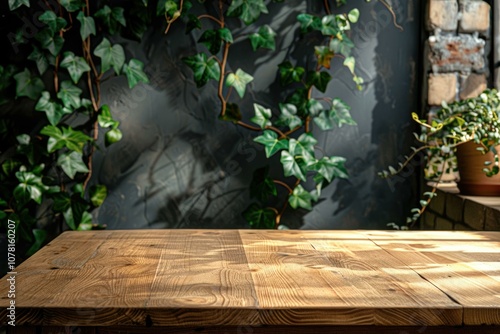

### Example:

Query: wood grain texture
xmin=1 ymin=230 xmax=499 ymax=330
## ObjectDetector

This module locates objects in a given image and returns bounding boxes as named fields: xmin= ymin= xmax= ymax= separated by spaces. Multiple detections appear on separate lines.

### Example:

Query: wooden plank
xmin=370 ymin=235 xmax=500 ymax=325
xmin=239 ymin=230 xmax=461 ymax=326
xmin=94 ymin=325 xmax=500 ymax=334
xmin=144 ymin=229 xmax=259 ymax=326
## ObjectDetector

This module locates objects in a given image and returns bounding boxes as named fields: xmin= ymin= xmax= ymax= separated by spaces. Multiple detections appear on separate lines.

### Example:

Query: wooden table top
xmin=1 ymin=229 xmax=500 ymax=328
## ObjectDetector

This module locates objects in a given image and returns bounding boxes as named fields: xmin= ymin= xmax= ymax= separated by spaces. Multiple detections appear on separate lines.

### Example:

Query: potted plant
xmin=380 ymin=88 xmax=500 ymax=226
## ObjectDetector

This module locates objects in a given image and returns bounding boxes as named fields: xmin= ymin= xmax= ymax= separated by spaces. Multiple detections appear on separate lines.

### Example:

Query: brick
xmin=446 ymin=194 xmax=464 ymax=223
xmin=428 ymin=33 xmax=485 ymax=73
xmin=436 ymin=217 xmax=454 ymax=230
xmin=428 ymin=73 xmax=457 ymax=106
xmin=463 ymin=200 xmax=485 ymax=230
xmin=422 ymin=212 xmax=436 ymax=229
xmin=428 ymin=190 xmax=446 ymax=216
xmin=454 ymin=223 xmax=472 ymax=230
xmin=485 ymin=208 xmax=500 ymax=230
xmin=427 ymin=0 xmax=459 ymax=31
xmin=459 ymin=73 xmax=487 ymax=99
xmin=459 ymin=0 xmax=490 ymax=33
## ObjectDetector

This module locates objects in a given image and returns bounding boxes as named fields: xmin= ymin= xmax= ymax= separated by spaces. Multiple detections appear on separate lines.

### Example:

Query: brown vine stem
xmin=235 ymin=121 xmax=286 ymax=138
xmin=198 ymin=14 xmax=223 ymax=26
xmin=164 ymin=0 xmax=184 ymax=34
xmin=276 ymin=178 xmax=301 ymax=226
xmin=83 ymin=121 xmax=99 ymax=191
xmin=409 ymin=157 xmax=446 ymax=228
xmin=323 ymin=0 xmax=331 ymax=15
xmin=379 ymin=0 xmax=404 ymax=32
xmin=273 ymin=180 xmax=293 ymax=194
xmin=218 ymin=42 xmax=230 ymax=117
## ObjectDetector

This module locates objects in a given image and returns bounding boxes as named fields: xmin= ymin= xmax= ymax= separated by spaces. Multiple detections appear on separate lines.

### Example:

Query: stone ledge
xmin=425 ymin=182 xmax=500 ymax=230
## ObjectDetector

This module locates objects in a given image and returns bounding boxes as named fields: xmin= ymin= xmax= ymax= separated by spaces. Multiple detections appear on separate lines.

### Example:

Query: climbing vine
xmin=161 ymin=0 xmax=365 ymax=228
xmin=0 ymin=0 xmax=149 ymax=258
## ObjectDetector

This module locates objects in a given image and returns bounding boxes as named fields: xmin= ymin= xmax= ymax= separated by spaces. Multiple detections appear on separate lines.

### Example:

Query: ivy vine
xmin=1 ymin=0 xmax=150 ymax=258
xmin=161 ymin=0 xmax=367 ymax=228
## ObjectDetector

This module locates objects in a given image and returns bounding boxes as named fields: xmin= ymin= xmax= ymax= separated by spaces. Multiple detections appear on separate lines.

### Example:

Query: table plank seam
xmin=367 ymin=237 xmax=466 ymax=326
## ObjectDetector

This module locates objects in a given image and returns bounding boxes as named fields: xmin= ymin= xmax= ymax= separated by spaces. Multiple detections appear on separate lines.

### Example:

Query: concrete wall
xmin=90 ymin=0 xmax=422 ymax=230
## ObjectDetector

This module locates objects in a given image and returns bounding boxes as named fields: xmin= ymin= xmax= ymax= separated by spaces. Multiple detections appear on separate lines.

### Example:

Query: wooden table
xmin=1 ymin=229 xmax=500 ymax=333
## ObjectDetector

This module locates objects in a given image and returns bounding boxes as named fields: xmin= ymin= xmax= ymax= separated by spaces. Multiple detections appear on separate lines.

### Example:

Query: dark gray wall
xmin=92 ymin=0 xmax=422 ymax=230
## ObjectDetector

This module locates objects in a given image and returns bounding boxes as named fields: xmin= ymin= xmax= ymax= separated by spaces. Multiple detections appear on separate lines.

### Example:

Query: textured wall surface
xmin=91 ymin=0 xmax=422 ymax=230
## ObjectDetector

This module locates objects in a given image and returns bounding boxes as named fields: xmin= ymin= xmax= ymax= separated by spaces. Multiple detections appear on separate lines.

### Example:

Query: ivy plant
xmin=160 ymin=0 xmax=372 ymax=229
xmin=1 ymin=0 xmax=149 ymax=258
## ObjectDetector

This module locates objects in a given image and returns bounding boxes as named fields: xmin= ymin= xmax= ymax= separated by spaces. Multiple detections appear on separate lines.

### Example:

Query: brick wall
xmin=421 ymin=0 xmax=498 ymax=231
xmin=425 ymin=0 xmax=490 ymax=107
xmin=422 ymin=186 xmax=500 ymax=230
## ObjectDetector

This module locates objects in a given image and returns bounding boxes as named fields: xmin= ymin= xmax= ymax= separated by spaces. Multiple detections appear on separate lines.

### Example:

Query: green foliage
xmin=161 ymin=0 xmax=365 ymax=228
xmin=382 ymin=89 xmax=500 ymax=228
xmin=1 ymin=0 xmax=149 ymax=259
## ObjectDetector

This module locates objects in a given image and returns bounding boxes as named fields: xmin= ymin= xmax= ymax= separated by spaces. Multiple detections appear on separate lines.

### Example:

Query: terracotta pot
xmin=456 ymin=141 xmax=500 ymax=196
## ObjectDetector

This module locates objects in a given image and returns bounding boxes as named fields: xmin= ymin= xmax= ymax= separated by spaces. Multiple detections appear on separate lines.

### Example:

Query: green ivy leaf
xmin=57 ymin=151 xmax=89 ymax=179
xmin=288 ymin=184 xmax=313 ymax=210
xmin=313 ymin=98 xmax=356 ymax=130
xmin=278 ymin=61 xmax=305 ymax=85
xmin=57 ymin=81 xmax=82 ymax=109
xmin=35 ymin=29 xmax=64 ymax=56
xmin=219 ymin=103 xmax=242 ymax=123
xmin=157 ymin=0 xmax=177 ymax=16
xmin=8 ymin=0 xmax=30 ymax=11
xmin=60 ymin=51 xmax=91 ymax=84
xmin=186 ymin=14 xmax=202 ymax=33
xmin=330 ymin=98 xmax=356 ymax=127
xmin=198 ymin=30 xmax=222 ymax=54
xmin=306 ymin=71 xmax=332 ymax=93
xmin=60 ymin=0 xmax=85 ymax=12
xmin=219 ymin=28 xmax=233 ymax=43
xmin=94 ymin=38 xmax=125 ymax=75
xmin=296 ymin=13 xmax=321 ymax=33
xmin=90 ymin=185 xmax=107 ymax=207
xmin=183 ymin=53 xmax=220 ymax=88
xmin=286 ymin=88 xmax=308 ymax=116
xmin=329 ymin=35 xmax=354 ymax=57
xmin=249 ymin=166 xmax=277 ymax=202
xmin=28 ymin=46 xmax=49 ymax=75
xmin=76 ymin=11 xmax=96 ymax=40
xmin=14 ymin=170 xmax=48 ymax=206
xmin=227 ymin=0 xmax=268 ymax=25
xmin=249 ymin=25 xmax=276 ymax=51
xmin=35 ymin=91 xmax=68 ymax=125
xmin=2 ymin=159 xmax=21 ymax=176
xmin=52 ymin=192 xmax=71 ymax=212
xmin=314 ymin=46 xmax=334 ymax=69
xmin=40 ymin=125 xmax=91 ymax=153
xmin=242 ymin=203 xmax=275 ymax=229
xmin=14 ymin=68 xmax=44 ymax=100
xmin=280 ymin=150 xmax=307 ymax=181
xmin=39 ymin=11 xmax=67 ymax=34
xmin=225 ymin=68 xmax=253 ymax=98
xmin=277 ymin=103 xmax=302 ymax=130
xmin=26 ymin=229 xmax=47 ymax=257
xmin=63 ymin=194 xmax=89 ymax=230
xmin=98 ymin=105 xmax=119 ymax=129
xmin=321 ymin=15 xmax=340 ymax=36
xmin=122 ymin=59 xmax=149 ymax=88
xmin=343 ymin=56 xmax=356 ymax=74
xmin=105 ymin=128 xmax=123 ymax=147
xmin=295 ymin=133 xmax=317 ymax=162
xmin=250 ymin=103 xmax=272 ymax=129
xmin=307 ymin=98 xmax=323 ymax=117
xmin=95 ymin=6 xmax=126 ymax=35
xmin=310 ymin=156 xmax=348 ymax=183
xmin=254 ymin=130 xmax=288 ymax=158
xmin=348 ymin=9 xmax=360 ymax=23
